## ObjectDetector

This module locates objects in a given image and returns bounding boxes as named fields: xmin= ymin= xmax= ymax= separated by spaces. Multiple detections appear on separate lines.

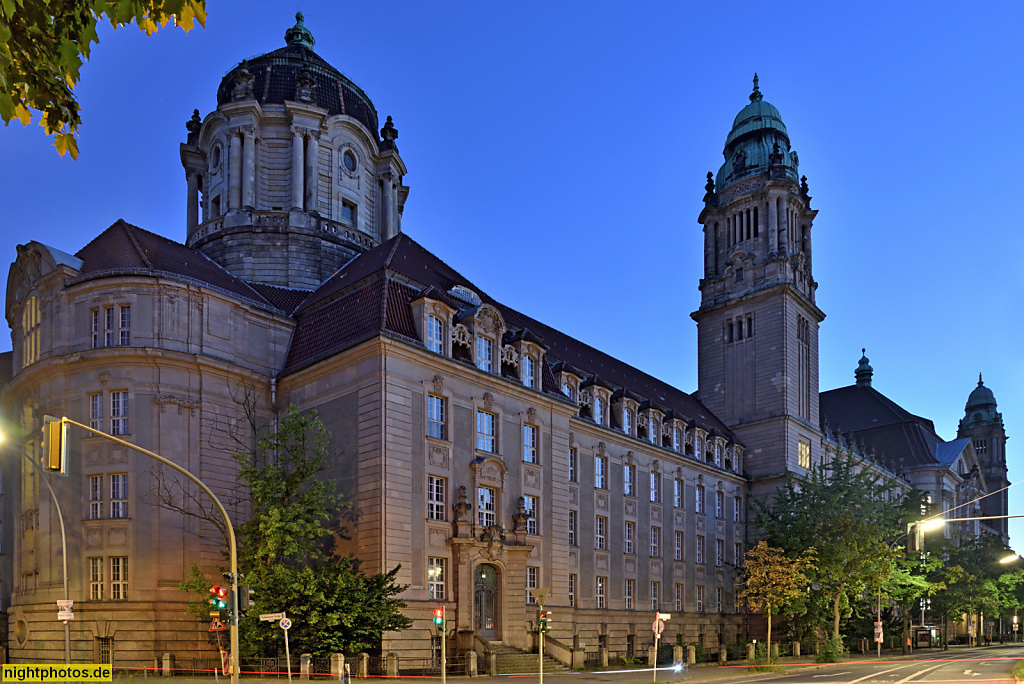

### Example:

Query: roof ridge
xmin=119 ymin=221 xmax=157 ymax=270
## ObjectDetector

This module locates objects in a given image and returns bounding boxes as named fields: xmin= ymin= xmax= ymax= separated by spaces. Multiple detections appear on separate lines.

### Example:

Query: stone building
xmin=0 ymin=17 xmax=1009 ymax=667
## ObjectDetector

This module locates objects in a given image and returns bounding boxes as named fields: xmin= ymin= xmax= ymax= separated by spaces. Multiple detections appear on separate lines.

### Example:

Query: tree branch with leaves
xmin=738 ymin=541 xmax=816 ymax=658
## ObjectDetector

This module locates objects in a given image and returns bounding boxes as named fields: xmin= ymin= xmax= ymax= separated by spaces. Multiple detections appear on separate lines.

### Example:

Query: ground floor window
xmin=98 ymin=637 xmax=113 ymax=665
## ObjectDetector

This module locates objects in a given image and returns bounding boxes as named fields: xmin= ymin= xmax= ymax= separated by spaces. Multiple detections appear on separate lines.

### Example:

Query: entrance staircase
xmin=489 ymin=642 xmax=571 ymax=675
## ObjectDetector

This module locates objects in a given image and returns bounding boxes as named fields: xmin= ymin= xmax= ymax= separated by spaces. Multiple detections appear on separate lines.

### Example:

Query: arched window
xmin=22 ymin=296 xmax=40 ymax=368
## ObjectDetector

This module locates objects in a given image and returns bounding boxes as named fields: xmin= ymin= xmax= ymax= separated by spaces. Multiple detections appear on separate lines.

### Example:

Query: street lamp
xmin=998 ymin=553 xmax=1020 ymax=564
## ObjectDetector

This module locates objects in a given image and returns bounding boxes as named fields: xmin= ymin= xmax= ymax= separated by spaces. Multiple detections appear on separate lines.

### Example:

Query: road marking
xmin=893 ymin=663 xmax=945 ymax=683
xmin=812 ymin=672 xmax=851 ymax=677
xmin=846 ymin=665 xmax=915 ymax=683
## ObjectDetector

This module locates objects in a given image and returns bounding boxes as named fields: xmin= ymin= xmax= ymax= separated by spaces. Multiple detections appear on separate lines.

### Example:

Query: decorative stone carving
xmin=232 ymin=61 xmax=254 ymax=101
xmin=108 ymin=449 xmax=128 ymax=464
xmin=108 ymin=527 xmax=128 ymax=547
xmin=428 ymin=446 xmax=448 ymax=469
xmin=475 ymin=306 xmax=505 ymax=335
xmin=380 ymin=115 xmax=399 ymax=149
xmin=720 ymin=177 xmax=765 ymax=204
xmin=624 ymin=499 xmax=636 ymax=517
xmin=651 ymin=506 xmax=661 ymax=523
xmin=650 ymin=560 xmax=662 ymax=576
xmin=186 ymin=109 xmax=202 ymax=138
xmin=637 ymin=413 xmax=649 ymax=429
xmin=675 ymin=510 xmax=684 ymax=526
xmin=39 ymin=399 xmax=67 ymax=416
xmin=526 ymin=407 xmax=537 ymax=424
xmin=625 ymin=557 xmax=636 ymax=574
xmin=481 ymin=463 xmax=500 ymax=482
xmin=457 ymin=545 xmax=468 ymax=566
xmin=596 ymin=553 xmax=608 ymax=571
xmin=432 ymin=375 xmax=445 ymax=394
xmin=295 ymin=66 xmax=316 ymax=103
xmin=453 ymin=486 xmax=471 ymax=521
xmin=696 ymin=517 xmax=705 ymax=532
xmin=674 ymin=564 xmax=685 ymax=580
xmin=512 ymin=497 xmax=530 ymax=531
xmin=99 ymin=372 xmax=111 ymax=385
xmin=625 ymin=450 xmax=634 ymax=465
xmin=451 ymin=324 xmax=471 ymax=347
xmin=716 ymin=520 xmax=726 ymax=535
xmin=596 ymin=441 xmax=606 ymax=456
xmin=482 ymin=393 xmax=494 ymax=411
xmin=524 ymin=467 xmax=539 ymax=489
xmin=596 ymin=492 xmax=609 ymax=511
xmin=569 ymin=549 xmax=578 ymax=568
xmin=569 ymin=486 xmax=578 ymax=505
xmin=155 ymin=394 xmax=201 ymax=415
xmin=568 ymin=431 xmax=575 ymax=447
xmin=578 ymin=389 xmax=592 ymax=408
xmin=652 ymin=459 xmax=660 ymax=473
xmin=86 ymin=449 xmax=102 ymax=466
xmin=501 ymin=345 xmax=518 ymax=367
xmin=86 ymin=528 xmax=102 ymax=548
xmin=428 ymin=528 xmax=448 ymax=548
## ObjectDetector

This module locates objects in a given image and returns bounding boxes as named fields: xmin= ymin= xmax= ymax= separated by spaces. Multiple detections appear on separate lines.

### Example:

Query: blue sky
xmin=2 ymin=1 xmax=1021 ymax=549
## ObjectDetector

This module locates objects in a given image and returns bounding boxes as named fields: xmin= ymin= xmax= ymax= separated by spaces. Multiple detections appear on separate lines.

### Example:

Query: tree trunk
xmin=901 ymin=600 xmax=909 ymax=655
xmin=766 ymin=605 xmax=772 ymax=660
xmin=832 ymin=591 xmax=842 ymax=638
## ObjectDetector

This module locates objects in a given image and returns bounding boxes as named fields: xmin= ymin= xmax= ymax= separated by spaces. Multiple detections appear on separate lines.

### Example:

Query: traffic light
xmin=538 ymin=610 xmax=551 ymax=632
xmin=42 ymin=416 xmax=67 ymax=475
xmin=908 ymin=523 xmax=922 ymax=553
xmin=432 ymin=608 xmax=444 ymax=626
xmin=209 ymin=585 xmax=228 ymax=616
xmin=238 ymin=586 xmax=255 ymax=613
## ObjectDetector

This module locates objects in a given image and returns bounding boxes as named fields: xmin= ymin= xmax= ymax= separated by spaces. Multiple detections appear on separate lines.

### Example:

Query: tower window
xmin=341 ymin=200 xmax=357 ymax=227
xmin=747 ymin=316 xmax=754 ymax=337
xmin=343 ymin=150 xmax=357 ymax=173
xmin=735 ymin=268 xmax=743 ymax=282
xmin=753 ymin=206 xmax=759 ymax=237
xmin=974 ymin=440 xmax=987 ymax=454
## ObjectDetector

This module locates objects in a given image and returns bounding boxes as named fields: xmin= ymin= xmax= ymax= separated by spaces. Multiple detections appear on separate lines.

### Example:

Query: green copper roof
xmin=285 ymin=11 xmax=315 ymax=49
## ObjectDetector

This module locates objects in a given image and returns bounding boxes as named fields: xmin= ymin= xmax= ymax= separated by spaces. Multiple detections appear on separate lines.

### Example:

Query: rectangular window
xmin=475 ymin=336 xmax=492 ymax=372
xmin=650 ymin=526 xmax=661 ymax=557
xmin=716 ymin=587 xmax=723 ymax=613
xmin=673 ymin=428 xmax=681 ymax=452
xmin=696 ymin=535 xmax=705 ymax=564
xmin=695 ymin=486 xmax=705 ymax=514
xmin=341 ymin=200 xmax=357 ymax=226
xmin=674 ymin=530 xmax=683 ymax=561
xmin=110 ymin=474 xmax=128 ymax=519
xmin=428 ymin=557 xmax=446 ymax=600
xmin=427 ymin=395 xmax=446 ymax=439
xmin=595 ymin=455 xmax=607 ymax=489
xmin=595 ymin=515 xmax=607 ymax=550
xmin=716 ymin=538 xmax=724 ymax=567
xmin=89 ymin=475 xmax=103 ymax=520
xmin=477 ymin=487 xmax=496 ymax=527
xmin=524 ymin=495 xmax=538 ymax=535
xmin=522 ymin=355 xmax=535 ymax=388
xmin=89 ymin=393 xmax=103 ymax=431
xmin=798 ymin=439 xmax=811 ymax=469
xmin=104 ymin=307 xmax=114 ymax=347
xmin=426 ymin=315 xmax=444 ymax=353
xmin=649 ymin=420 xmax=659 ymax=445
xmin=674 ymin=479 xmax=683 ymax=508
xmin=562 ymin=383 xmax=574 ymax=401
xmin=594 ymin=397 xmax=605 ymax=426
xmin=975 ymin=439 xmax=988 ymax=454
xmin=624 ymin=578 xmax=635 ymax=610
xmin=735 ymin=542 xmax=743 ymax=565
xmin=568 ymin=447 xmax=577 ymax=483
xmin=650 ymin=472 xmax=661 ymax=503
xmin=696 ymin=585 xmax=705 ymax=612
xmin=624 ymin=521 xmax=635 ymax=554
xmin=526 ymin=566 xmax=538 ymax=605
xmin=523 ymin=424 xmax=538 ymax=464
xmin=118 ymin=305 xmax=131 ymax=346
xmin=674 ymin=583 xmax=683 ymax=611
xmin=111 ymin=557 xmax=128 ymax=599
xmin=568 ymin=510 xmax=577 ymax=546
xmin=110 ymin=391 xmax=128 ymax=435
xmin=427 ymin=476 xmax=446 ymax=521
xmin=476 ymin=411 xmax=495 ymax=452
xmin=90 ymin=557 xmax=104 ymax=600
xmin=651 ymin=581 xmax=660 ymax=611
xmin=568 ymin=574 xmax=576 ymax=607
xmin=734 ymin=496 xmax=741 ymax=522
xmin=715 ymin=490 xmax=723 ymax=518
xmin=91 ymin=309 xmax=101 ymax=349
xmin=595 ymin=576 xmax=606 ymax=609
xmin=624 ymin=464 xmax=635 ymax=496
xmin=623 ymin=408 xmax=632 ymax=436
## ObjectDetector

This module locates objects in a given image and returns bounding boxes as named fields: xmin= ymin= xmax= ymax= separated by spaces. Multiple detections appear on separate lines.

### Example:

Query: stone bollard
xmin=300 ymin=653 xmax=312 ymax=681
xmin=487 ymin=651 xmax=497 ymax=676
xmin=648 ymin=646 xmax=657 ymax=667
xmin=771 ymin=643 xmax=779 ymax=660
xmin=571 ymin=649 xmax=584 ymax=670
xmin=746 ymin=643 xmax=755 ymax=661
xmin=794 ymin=641 xmax=800 ymax=657
xmin=162 ymin=653 xmax=174 ymax=677
xmin=357 ymin=653 xmax=369 ymax=678
xmin=467 ymin=651 xmax=477 ymax=678
xmin=718 ymin=647 xmax=727 ymax=664
xmin=599 ymin=647 xmax=608 ymax=668
xmin=673 ymin=645 xmax=683 ymax=666
xmin=330 ymin=654 xmax=345 ymax=679
xmin=687 ymin=645 xmax=696 ymax=665
xmin=385 ymin=653 xmax=399 ymax=678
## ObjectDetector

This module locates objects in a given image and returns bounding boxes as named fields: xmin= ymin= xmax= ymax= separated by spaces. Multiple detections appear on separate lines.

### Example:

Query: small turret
xmin=855 ymin=349 xmax=873 ymax=387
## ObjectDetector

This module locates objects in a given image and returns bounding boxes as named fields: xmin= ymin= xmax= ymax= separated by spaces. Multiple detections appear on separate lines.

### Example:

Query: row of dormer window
xmin=422 ymin=312 xmax=541 ymax=390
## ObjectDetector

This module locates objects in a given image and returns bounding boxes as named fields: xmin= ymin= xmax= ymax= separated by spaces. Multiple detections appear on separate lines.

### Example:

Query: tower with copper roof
xmin=180 ymin=13 xmax=409 ymax=290
xmin=693 ymin=76 xmax=823 ymax=497
xmin=957 ymin=375 xmax=1009 ymax=543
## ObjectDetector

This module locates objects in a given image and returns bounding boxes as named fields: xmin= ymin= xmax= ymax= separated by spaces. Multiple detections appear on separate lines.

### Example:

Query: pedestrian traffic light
xmin=539 ymin=610 xmax=551 ymax=631
xmin=42 ymin=416 xmax=67 ymax=475
xmin=209 ymin=585 xmax=228 ymax=616
xmin=432 ymin=608 xmax=444 ymax=625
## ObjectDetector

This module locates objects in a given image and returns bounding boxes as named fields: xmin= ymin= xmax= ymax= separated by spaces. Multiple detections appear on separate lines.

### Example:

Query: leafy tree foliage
xmin=0 ymin=0 xmax=206 ymax=158
xmin=738 ymin=541 xmax=816 ymax=654
xmin=753 ymin=450 xmax=905 ymax=639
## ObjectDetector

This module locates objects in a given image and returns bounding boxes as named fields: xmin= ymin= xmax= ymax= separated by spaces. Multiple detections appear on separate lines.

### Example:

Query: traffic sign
xmin=652 ymin=619 xmax=664 ymax=635
xmin=210 ymin=617 xmax=227 ymax=632
xmin=57 ymin=600 xmax=74 ymax=621
xmin=260 ymin=612 xmax=285 ymax=622
xmin=279 ymin=617 xmax=292 ymax=630
xmin=657 ymin=613 xmax=671 ymax=621
xmin=873 ymin=621 xmax=883 ymax=643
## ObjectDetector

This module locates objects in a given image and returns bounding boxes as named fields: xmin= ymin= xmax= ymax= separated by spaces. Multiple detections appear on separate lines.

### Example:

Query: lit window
xmin=715 ymin=491 xmax=723 ymax=518
xmin=650 ymin=472 xmax=661 ymax=503
xmin=523 ymin=425 xmax=538 ymax=464
xmin=650 ymin=526 xmax=661 ymax=557
xmin=695 ymin=486 xmax=705 ymax=514
xmin=526 ymin=566 xmax=538 ymax=605
xmin=476 ymin=336 xmax=492 ymax=372
xmin=522 ymin=355 xmax=535 ymax=388
xmin=674 ymin=531 xmax=683 ymax=561
xmin=568 ymin=574 xmax=576 ymax=607
xmin=89 ymin=394 xmax=103 ymax=431
xmin=624 ymin=521 xmax=635 ymax=554
xmin=21 ymin=296 xmax=40 ymax=368
xmin=624 ymin=464 xmax=635 ymax=496
xmin=89 ymin=476 xmax=103 ymax=520
xmin=651 ymin=581 xmax=660 ymax=610
xmin=798 ymin=439 xmax=811 ymax=469
xmin=595 ymin=576 xmax=606 ymax=608
xmin=476 ymin=411 xmax=495 ymax=452
xmin=524 ymin=495 xmax=538 ymax=535
xmin=90 ymin=557 xmax=104 ymax=600
xmin=674 ymin=479 xmax=683 ymax=508
xmin=427 ymin=395 xmax=446 ymax=439
xmin=477 ymin=487 xmax=496 ymax=527
xmin=716 ymin=538 xmax=724 ymax=566
xmin=568 ymin=447 xmax=577 ymax=483
xmin=110 ymin=474 xmax=128 ymax=519
xmin=595 ymin=515 xmax=607 ymax=550
xmin=427 ymin=476 xmax=446 ymax=521
xmin=428 ymin=557 xmax=446 ymax=600
xmin=696 ymin=585 xmax=705 ymax=612
xmin=624 ymin=578 xmax=635 ymax=610
xmin=426 ymin=316 xmax=444 ymax=353
xmin=110 ymin=391 xmax=128 ymax=435
xmin=568 ymin=510 xmax=577 ymax=546
xmin=595 ymin=455 xmax=607 ymax=489
xmin=696 ymin=535 xmax=705 ymax=564
xmin=111 ymin=557 xmax=128 ymax=599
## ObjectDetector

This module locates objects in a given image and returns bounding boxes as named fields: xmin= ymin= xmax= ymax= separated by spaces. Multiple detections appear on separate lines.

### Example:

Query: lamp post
xmin=534 ymin=588 xmax=550 ymax=684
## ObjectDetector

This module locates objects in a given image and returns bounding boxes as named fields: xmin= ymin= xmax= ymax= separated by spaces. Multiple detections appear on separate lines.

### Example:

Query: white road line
xmin=845 ymin=664 xmax=915 ymax=683
xmin=893 ymin=663 xmax=945 ymax=683
xmin=812 ymin=672 xmax=851 ymax=678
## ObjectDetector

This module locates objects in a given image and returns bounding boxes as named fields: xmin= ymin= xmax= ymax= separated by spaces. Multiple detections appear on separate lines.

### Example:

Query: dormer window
xmin=562 ymin=383 xmax=574 ymax=400
xmin=476 ymin=336 xmax=492 ymax=372
xmin=522 ymin=355 xmax=535 ymax=388
xmin=624 ymin=408 xmax=633 ymax=436
xmin=594 ymin=397 xmax=605 ymax=426
xmin=648 ymin=417 xmax=660 ymax=445
xmin=672 ymin=427 xmax=681 ymax=452
xmin=426 ymin=315 xmax=444 ymax=353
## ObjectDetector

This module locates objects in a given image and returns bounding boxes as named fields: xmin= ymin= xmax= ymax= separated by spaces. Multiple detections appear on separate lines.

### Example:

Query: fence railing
xmin=583 ymin=650 xmax=600 ymax=666
xmin=397 ymin=655 xmax=467 ymax=676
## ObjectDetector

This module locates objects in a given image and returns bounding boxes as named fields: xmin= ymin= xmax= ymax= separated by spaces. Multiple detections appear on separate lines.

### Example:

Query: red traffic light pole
xmin=42 ymin=416 xmax=241 ymax=684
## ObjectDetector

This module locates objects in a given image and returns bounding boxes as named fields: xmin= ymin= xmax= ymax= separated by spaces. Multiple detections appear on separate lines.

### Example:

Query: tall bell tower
xmin=957 ymin=376 xmax=1009 ymax=544
xmin=693 ymin=76 xmax=824 ymax=497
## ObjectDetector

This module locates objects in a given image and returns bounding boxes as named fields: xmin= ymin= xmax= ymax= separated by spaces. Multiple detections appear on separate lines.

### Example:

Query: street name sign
xmin=259 ymin=612 xmax=285 ymax=622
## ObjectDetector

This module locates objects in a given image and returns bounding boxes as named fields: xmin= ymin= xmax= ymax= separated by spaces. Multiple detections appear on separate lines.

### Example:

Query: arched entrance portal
xmin=474 ymin=564 xmax=499 ymax=640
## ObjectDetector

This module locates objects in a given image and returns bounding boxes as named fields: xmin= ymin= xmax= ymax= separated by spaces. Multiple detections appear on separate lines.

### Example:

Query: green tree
xmin=737 ymin=541 xmax=816 ymax=657
xmin=0 ymin=0 xmax=206 ymax=158
xmin=753 ymin=450 xmax=905 ymax=640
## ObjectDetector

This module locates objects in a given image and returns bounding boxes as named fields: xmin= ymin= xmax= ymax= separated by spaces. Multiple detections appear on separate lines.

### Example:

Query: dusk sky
xmin=2 ymin=2 xmax=1021 ymax=549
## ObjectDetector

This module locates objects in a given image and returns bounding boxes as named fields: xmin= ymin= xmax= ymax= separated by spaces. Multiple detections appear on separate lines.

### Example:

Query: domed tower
xmin=957 ymin=375 xmax=1009 ymax=543
xmin=180 ymin=13 xmax=409 ymax=289
xmin=693 ymin=76 xmax=823 ymax=495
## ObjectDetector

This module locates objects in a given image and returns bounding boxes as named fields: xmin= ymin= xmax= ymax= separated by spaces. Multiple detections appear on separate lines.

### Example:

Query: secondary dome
xmin=966 ymin=375 xmax=997 ymax=411
xmin=216 ymin=12 xmax=380 ymax=139
xmin=716 ymin=74 xmax=799 ymax=190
